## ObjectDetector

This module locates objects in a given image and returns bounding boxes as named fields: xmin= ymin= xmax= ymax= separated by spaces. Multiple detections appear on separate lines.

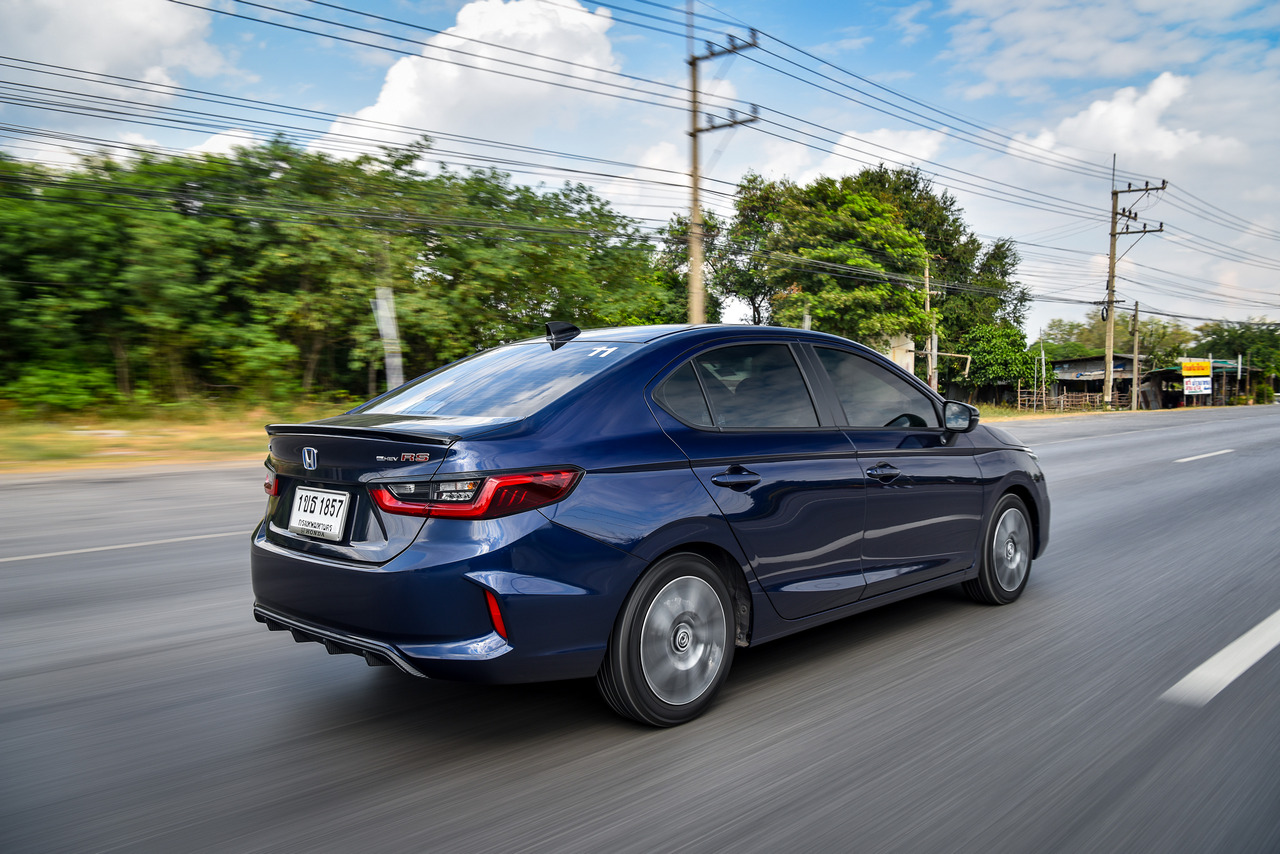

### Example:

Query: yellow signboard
xmin=1181 ymin=360 xmax=1211 ymax=377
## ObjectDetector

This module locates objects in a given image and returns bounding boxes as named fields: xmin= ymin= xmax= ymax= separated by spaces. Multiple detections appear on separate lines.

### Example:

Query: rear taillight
xmin=370 ymin=469 xmax=581 ymax=520
xmin=263 ymin=467 xmax=279 ymax=496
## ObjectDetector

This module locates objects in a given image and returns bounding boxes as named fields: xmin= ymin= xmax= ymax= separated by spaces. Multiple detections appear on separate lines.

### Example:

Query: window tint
xmin=692 ymin=344 xmax=818 ymax=429
xmin=358 ymin=341 xmax=639 ymax=418
xmin=816 ymin=347 xmax=939 ymax=429
xmin=653 ymin=362 xmax=713 ymax=427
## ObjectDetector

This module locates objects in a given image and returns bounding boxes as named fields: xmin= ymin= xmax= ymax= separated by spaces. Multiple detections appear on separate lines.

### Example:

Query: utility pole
xmin=925 ymin=257 xmax=938 ymax=390
xmin=687 ymin=3 xmax=758 ymax=323
xmin=1104 ymin=175 xmax=1165 ymax=406
xmin=1130 ymin=301 xmax=1140 ymax=411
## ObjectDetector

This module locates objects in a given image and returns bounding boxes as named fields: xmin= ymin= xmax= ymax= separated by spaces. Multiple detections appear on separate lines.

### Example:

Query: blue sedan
xmin=252 ymin=323 xmax=1049 ymax=725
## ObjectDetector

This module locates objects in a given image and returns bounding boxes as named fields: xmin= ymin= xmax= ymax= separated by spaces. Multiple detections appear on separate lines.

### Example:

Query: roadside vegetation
xmin=1028 ymin=308 xmax=1280 ymax=377
xmin=2 ymin=140 xmax=1030 ymax=416
xmin=3 ymin=139 xmax=1272 ymax=470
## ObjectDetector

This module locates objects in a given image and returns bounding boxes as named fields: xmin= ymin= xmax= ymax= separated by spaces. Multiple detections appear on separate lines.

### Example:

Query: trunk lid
xmin=261 ymin=414 xmax=520 ymax=564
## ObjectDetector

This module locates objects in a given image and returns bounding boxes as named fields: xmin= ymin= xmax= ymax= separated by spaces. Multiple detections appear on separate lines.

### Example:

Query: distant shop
xmin=1018 ymin=355 xmax=1271 ymax=410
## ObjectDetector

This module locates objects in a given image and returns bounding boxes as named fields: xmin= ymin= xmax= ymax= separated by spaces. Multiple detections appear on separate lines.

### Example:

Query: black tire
xmin=963 ymin=493 xmax=1033 ymax=605
xmin=597 ymin=552 xmax=735 ymax=726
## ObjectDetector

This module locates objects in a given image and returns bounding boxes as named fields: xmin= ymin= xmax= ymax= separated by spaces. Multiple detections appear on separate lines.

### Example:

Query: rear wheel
xmin=964 ymin=493 xmax=1032 ymax=605
xmin=597 ymin=553 xmax=734 ymax=726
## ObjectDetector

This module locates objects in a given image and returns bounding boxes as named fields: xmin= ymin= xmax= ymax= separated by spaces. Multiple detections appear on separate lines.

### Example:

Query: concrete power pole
xmin=925 ymin=257 xmax=938 ymax=390
xmin=1131 ymin=301 xmax=1140 ymax=411
xmin=1104 ymin=176 xmax=1165 ymax=406
xmin=687 ymin=3 xmax=758 ymax=323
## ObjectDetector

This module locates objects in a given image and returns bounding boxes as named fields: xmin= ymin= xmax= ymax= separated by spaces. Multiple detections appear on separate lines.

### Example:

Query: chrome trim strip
xmin=253 ymin=604 xmax=429 ymax=679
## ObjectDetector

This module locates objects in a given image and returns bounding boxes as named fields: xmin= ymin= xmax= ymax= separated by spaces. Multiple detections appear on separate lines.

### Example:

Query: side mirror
xmin=943 ymin=400 xmax=980 ymax=433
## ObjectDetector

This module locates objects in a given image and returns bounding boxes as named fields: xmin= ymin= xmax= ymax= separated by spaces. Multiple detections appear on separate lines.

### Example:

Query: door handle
xmin=865 ymin=463 xmax=901 ymax=483
xmin=710 ymin=466 xmax=761 ymax=490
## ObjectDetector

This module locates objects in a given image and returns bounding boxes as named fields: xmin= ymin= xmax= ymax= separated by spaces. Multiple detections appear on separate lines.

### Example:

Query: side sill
xmin=749 ymin=567 xmax=974 ymax=646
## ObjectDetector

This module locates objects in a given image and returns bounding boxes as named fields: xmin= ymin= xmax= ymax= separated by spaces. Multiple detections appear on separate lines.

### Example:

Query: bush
xmin=1256 ymin=385 xmax=1276 ymax=404
xmin=1 ymin=366 xmax=120 ymax=415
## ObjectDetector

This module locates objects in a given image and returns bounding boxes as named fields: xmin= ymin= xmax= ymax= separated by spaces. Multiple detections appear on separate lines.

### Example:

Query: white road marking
xmin=1161 ymin=608 xmax=1280 ymax=707
xmin=0 ymin=531 xmax=246 ymax=563
xmin=1174 ymin=449 xmax=1235 ymax=463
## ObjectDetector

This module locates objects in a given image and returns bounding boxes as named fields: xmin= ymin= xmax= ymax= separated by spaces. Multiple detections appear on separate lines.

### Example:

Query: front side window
xmin=691 ymin=343 xmax=819 ymax=429
xmin=816 ymin=347 xmax=939 ymax=429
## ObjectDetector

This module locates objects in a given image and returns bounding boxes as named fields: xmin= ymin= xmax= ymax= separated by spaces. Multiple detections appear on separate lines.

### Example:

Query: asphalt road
xmin=3 ymin=406 xmax=1279 ymax=853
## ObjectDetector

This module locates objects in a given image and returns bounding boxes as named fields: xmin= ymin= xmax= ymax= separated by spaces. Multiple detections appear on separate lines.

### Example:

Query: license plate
xmin=288 ymin=486 xmax=351 ymax=542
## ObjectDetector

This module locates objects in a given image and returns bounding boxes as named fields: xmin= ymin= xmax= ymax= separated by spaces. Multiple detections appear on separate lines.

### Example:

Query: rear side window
xmin=653 ymin=362 xmax=713 ymax=427
xmin=359 ymin=341 xmax=640 ymax=418
xmin=816 ymin=347 xmax=939 ymax=429
xmin=689 ymin=343 xmax=819 ymax=429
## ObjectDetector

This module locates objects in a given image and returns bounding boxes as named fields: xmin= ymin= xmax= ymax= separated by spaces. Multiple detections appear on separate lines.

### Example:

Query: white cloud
xmin=1016 ymin=73 xmax=1245 ymax=163
xmin=813 ymin=28 xmax=873 ymax=56
xmin=893 ymin=2 xmax=933 ymax=46
xmin=189 ymin=129 xmax=263 ymax=156
xmin=941 ymin=0 xmax=1258 ymax=97
xmin=319 ymin=0 xmax=624 ymax=153
xmin=0 ymin=0 xmax=234 ymax=86
xmin=0 ymin=0 xmax=247 ymax=160
xmin=766 ymin=128 xmax=947 ymax=185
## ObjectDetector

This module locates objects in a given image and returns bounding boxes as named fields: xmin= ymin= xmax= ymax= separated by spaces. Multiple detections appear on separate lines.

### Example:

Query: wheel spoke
xmin=639 ymin=575 xmax=726 ymax=706
xmin=991 ymin=507 xmax=1029 ymax=592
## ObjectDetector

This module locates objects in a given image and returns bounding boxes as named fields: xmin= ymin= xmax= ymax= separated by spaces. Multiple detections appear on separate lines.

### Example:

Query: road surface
xmin=3 ymin=406 xmax=1278 ymax=853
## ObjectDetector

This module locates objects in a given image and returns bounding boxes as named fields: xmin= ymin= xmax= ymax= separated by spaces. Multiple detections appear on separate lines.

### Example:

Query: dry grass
xmin=0 ymin=401 xmax=1129 ymax=474
xmin=0 ymin=404 xmax=348 ymax=474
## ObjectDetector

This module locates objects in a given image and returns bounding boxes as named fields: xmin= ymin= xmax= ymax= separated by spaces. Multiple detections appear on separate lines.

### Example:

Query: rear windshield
xmin=356 ymin=341 xmax=641 ymax=418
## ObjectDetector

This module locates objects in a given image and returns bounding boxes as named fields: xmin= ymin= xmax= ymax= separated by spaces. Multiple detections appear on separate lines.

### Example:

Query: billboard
xmin=1184 ymin=376 xmax=1212 ymax=395
xmin=1181 ymin=360 xmax=1211 ymax=377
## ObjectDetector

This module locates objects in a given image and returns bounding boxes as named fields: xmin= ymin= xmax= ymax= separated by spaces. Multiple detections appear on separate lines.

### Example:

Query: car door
xmin=809 ymin=345 xmax=985 ymax=598
xmin=650 ymin=341 xmax=867 ymax=620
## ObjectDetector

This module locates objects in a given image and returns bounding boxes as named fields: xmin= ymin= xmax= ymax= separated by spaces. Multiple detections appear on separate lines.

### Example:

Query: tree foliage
xmin=961 ymin=325 xmax=1037 ymax=392
xmin=675 ymin=166 xmax=1026 ymax=374
xmin=1190 ymin=319 xmax=1280 ymax=378
xmin=0 ymin=141 xmax=667 ymax=410
xmin=1031 ymin=308 xmax=1195 ymax=368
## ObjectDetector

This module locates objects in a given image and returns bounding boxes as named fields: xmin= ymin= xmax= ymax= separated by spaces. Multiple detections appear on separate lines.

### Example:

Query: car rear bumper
xmin=253 ymin=603 xmax=511 ymax=678
xmin=250 ymin=511 xmax=646 ymax=683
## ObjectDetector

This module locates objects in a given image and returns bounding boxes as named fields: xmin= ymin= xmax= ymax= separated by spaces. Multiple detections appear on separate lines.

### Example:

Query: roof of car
xmin=517 ymin=323 xmax=865 ymax=347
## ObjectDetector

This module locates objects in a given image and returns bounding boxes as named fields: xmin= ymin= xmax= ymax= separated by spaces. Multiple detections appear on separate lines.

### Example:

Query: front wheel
xmin=963 ymin=493 xmax=1033 ymax=605
xmin=597 ymin=553 xmax=735 ymax=726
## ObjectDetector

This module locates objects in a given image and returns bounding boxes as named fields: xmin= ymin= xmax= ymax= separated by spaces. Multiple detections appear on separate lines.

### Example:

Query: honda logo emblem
xmin=302 ymin=447 xmax=318 ymax=471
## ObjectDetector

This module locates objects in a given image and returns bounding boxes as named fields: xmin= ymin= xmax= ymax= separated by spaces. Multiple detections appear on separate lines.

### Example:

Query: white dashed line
xmin=0 ymin=531 xmax=246 ymax=563
xmin=1161 ymin=609 xmax=1280 ymax=707
xmin=1174 ymin=449 xmax=1235 ymax=463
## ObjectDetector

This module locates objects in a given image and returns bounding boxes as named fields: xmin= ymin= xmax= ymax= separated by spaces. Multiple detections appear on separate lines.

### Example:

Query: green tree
xmin=1030 ymin=309 xmax=1193 ymax=368
xmin=1190 ymin=319 xmax=1280 ymax=380
xmin=0 ymin=140 xmax=667 ymax=406
xmin=960 ymin=325 xmax=1037 ymax=400
xmin=759 ymin=175 xmax=931 ymax=344
xmin=848 ymin=165 xmax=1028 ymax=346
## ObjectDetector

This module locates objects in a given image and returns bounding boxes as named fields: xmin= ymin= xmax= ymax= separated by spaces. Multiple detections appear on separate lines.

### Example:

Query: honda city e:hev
xmin=251 ymin=323 xmax=1049 ymax=726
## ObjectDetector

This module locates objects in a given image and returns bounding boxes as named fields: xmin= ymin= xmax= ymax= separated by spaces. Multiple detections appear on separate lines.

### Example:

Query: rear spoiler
xmin=266 ymin=423 xmax=457 ymax=445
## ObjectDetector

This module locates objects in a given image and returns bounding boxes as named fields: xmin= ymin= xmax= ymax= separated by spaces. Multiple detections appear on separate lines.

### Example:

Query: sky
xmin=2 ymin=0 xmax=1279 ymax=338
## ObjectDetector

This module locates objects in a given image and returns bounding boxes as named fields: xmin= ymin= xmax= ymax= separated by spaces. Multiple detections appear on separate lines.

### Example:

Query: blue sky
xmin=3 ymin=0 xmax=1279 ymax=336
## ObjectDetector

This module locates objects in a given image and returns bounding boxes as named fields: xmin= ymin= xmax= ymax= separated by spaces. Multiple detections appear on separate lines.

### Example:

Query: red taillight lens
xmin=263 ymin=468 xmax=278 ymax=496
xmin=370 ymin=469 xmax=581 ymax=520
xmin=485 ymin=589 xmax=508 ymax=640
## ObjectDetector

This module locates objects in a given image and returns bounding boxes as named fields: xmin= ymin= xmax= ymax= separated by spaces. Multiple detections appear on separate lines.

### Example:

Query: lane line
xmin=1174 ymin=449 xmax=1235 ymax=463
xmin=1161 ymin=608 xmax=1280 ymax=707
xmin=0 ymin=531 xmax=246 ymax=563
xmin=1032 ymin=413 xmax=1276 ymax=447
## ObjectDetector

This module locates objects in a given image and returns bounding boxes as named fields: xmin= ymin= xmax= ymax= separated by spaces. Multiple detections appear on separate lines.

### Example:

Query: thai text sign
xmin=1184 ymin=376 xmax=1212 ymax=395
xmin=1181 ymin=360 xmax=1211 ymax=377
